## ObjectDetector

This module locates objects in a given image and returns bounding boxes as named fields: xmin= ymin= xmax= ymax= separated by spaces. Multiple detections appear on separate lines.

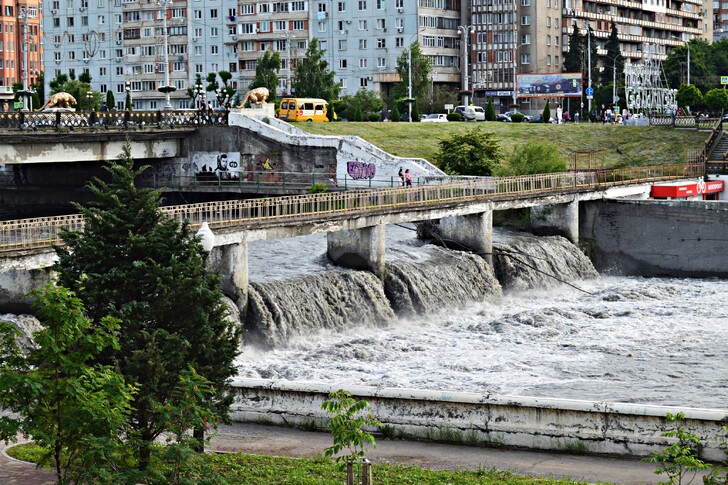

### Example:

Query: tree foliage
xmin=485 ymin=97 xmax=496 ymax=121
xmin=249 ymin=50 xmax=281 ymax=100
xmin=53 ymin=142 xmax=241 ymax=470
xmin=0 ymin=284 xmax=135 ymax=485
xmin=395 ymin=41 xmax=432 ymax=102
xmin=338 ymin=89 xmax=383 ymax=121
xmin=602 ymin=21 xmax=624 ymax=87
xmin=542 ymin=102 xmax=551 ymax=123
xmin=495 ymin=141 xmax=567 ymax=176
xmin=563 ymin=23 xmax=583 ymax=74
xmin=676 ymin=84 xmax=703 ymax=110
xmin=435 ymin=128 xmax=502 ymax=176
xmin=321 ymin=390 xmax=381 ymax=467
xmin=293 ymin=37 xmax=339 ymax=101
xmin=703 ymin=89 xmax=728 ymax=114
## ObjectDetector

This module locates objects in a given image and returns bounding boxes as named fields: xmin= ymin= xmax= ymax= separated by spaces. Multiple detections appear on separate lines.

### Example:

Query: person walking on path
xmin=398 ymin=168 xmax=405 ymax=186
xmin=405 ymin=169 xmax=412 ymax=187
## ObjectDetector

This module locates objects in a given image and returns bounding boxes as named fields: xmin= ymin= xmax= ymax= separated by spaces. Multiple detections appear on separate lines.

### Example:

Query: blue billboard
xmin=517 ymin=72 xmax=583 ymax=98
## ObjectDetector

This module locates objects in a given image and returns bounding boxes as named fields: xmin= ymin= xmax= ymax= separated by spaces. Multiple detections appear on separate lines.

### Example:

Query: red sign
xmin=651 ymin=179 xmax=724 ymax=199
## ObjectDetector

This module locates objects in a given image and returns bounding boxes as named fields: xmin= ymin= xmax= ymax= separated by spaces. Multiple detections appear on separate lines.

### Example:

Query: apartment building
xmin=715 ymin=0 xmax=728 ymax=38
xmin=0 ymin=0 xmax=42 ymax=90
xmin=471 ymin=0 xmax=712 ymax=113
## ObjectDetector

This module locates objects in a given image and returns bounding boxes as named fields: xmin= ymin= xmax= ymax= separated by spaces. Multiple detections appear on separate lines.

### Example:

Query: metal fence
xmin=0 ymin=162 xmax=703 ymax=254
xmin=0 ymin=109 xmax=228 ymax=130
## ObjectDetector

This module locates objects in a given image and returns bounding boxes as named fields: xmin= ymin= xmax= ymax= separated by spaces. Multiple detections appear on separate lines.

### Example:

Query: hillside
xmin=298 ymin=122 xmax=709 ymax=169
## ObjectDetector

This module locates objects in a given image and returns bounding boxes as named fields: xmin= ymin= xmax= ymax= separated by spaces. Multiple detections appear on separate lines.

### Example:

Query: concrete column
xmin=209 ymin=240 xmax=248 ymax=314
xmin=327 ymin=224 xmax=385 ymax=278
xmin=439 ymin=211 xmax=493 ymax=265
xmin=530 ymin=199 xmax=579 ymax=244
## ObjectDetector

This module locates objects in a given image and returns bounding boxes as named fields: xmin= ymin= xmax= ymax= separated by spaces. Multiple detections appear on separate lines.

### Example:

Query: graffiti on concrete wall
xmin=347 ymin=161 xmax=376 ymax=180
xmin=191 ymin=152 xmax=242 ymax=181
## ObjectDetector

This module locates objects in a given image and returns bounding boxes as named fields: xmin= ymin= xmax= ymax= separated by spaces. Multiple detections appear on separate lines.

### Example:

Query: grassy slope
xmin=298 ymin=121 xmax=708 ymax=169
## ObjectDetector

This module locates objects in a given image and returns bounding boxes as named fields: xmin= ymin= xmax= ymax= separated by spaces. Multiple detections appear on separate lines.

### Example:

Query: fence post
xmin=256 ymin=173 xmax=260 ymax=189
xmin=344 ymin=174 xmax=348 ymax=190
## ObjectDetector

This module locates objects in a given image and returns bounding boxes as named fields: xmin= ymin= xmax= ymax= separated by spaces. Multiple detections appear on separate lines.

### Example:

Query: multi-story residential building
xmin=715 ymin=0 xmax=728 ymax=38
xmin=472 ymin=0 xmax=713 ymax=114
xmin=0 ymin=0 xmax=42 ymax=91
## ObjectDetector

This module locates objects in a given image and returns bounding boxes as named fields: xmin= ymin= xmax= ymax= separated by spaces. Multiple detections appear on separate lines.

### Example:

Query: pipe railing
xmin=0 ymin=162 xmax=705 ymax=253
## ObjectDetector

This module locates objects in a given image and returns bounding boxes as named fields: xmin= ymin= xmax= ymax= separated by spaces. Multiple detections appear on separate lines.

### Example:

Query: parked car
xmin=454 ymin=105 xmax=486 ymax=121
xmin=496 ymin=114 xmax=512 ymax=122
xmin=421 ymin=113 xmax=449 ymax=123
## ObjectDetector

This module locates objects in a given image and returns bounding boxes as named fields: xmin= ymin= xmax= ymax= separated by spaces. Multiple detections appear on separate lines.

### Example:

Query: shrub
xmin=510 ymin=113 xmax=525 ymax=123
xmin=447 ymin=112 xmax=463 ymax=122
xmin=435 ymin=127 xmax=502 ymax=176
xmin=321 ymin=389 xmax=381 ymax=467
xmin=306 ymin=182 xmax=329 ymax=193
xmin=495 ymin=140 xmax=567 ymax=176
xmin=353 ymin=105 xmax=363 ymax=122
xmin=367 ymin=113 xmax=380 ymax=122
xmin=390 ymin=104 xmax=401 ymax=122
xmin=485 ymin=97 xmax=496 ymax=121
xmin=542 ymin=103 xmax=551 ymax=123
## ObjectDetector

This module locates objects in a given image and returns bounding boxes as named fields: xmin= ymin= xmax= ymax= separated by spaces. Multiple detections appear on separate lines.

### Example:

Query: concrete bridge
xmin=0 ymin=163 xmax=707 ymax=312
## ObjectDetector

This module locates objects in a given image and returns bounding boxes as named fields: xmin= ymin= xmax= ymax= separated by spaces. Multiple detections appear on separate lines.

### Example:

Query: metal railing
xmin=0 ymin=162 xmax=704 ymax=254
xmin=0 ymin=109 xmax=228 ymax=130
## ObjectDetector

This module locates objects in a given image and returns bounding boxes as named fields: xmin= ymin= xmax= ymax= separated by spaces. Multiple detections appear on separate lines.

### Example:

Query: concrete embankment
xmin=229 ymin=379 xmax=728 ymax=461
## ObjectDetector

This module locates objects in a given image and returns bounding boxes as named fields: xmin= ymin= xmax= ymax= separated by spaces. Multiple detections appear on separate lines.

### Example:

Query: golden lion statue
xmin=39 ymin=92 xmax=78 ymax=111
xmin=237 ymin=87 xmax=269 ymax=108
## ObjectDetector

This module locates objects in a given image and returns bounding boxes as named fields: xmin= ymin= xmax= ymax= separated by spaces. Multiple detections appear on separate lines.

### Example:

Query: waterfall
xmin=492 ymin=231 xmax=598 ymax=290
xmin=384 ymin=249 xmax=502 ymax=316
xmin=246 ymin=270 xmax=396 ymax=348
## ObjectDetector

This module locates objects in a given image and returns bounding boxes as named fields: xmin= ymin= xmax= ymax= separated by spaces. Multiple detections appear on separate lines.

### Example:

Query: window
xmin=210 ymin=27 xmax=218 ymax=37
xmin=521 ymin=16 xmax=530 ymax=25
xmin=359 ymin=58 xmax=367 ymax=68
xmin=546 ymin=17 xmax=551 ymax=27
xmin=211 ymin=45 xmax=218 ymax=55
xmin=293 ymin=20 xmax=304 ymax=30
xmin=376 ymin=18 xmax=386 ymax=30
xmin=194 ymin=9 xmax=201 ymax=19
xmin=521 ymin=34 xmax=531 ymax=44
xmin=339 ymin=59 xmax=348 ymax=68
xmin=358 ymin=20 xmax=367 ymax=30
xmin=547 ymin=55 xmax=551 ymax=66
xmin=377 ymin=38 xmax=386 ymax=48
xmin=210 ymin=8 xmax=218 ymax=18
xmin=359 ymin=39 xmax=367 ymax=49
xmin=67 ymin=17 xmax=75 ymax=27
xmin=377 ymin=57 xmax=386 ymax=68
xmin=338 ymin=1 xmax=346 ymax=11
xmin=520 ymin=53 xmax=530 ymax=64
xmin=358 ymin=1 xmax=367 ymax=9
xmin=546 ymin=35 xmax=551 ymax=46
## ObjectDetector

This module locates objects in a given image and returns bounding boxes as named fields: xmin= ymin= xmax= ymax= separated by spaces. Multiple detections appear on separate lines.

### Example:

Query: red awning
xmin=651 ymin=180 xmax=724 ymax=199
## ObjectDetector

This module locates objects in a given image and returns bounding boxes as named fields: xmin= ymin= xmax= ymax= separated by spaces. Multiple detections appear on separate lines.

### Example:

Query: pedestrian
xmin=398 ymin=168 xmax=404 ymax=186
xmin=100 ymin=102 xmax=108 ymax=112
xmin=405 ymin=169 xmax=412 ymax=187
xmin=556 ymin=104 xmax=563 ymax=124
xmin=601 ymin=104 xmax=607 ymax=124
xmin=574 ymin=112 xmax=579 ymax=124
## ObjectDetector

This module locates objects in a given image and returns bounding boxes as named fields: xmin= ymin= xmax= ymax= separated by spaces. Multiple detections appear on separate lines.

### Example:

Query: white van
xmin=464 ymin=106 xmax=486 ymax=121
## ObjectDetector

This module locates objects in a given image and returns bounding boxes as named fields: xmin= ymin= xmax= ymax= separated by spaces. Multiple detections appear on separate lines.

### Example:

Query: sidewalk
xmin=0 ymin=440 xmax=55 ymax=485
xmin=208 ymin=422 xmax=690 ymax=485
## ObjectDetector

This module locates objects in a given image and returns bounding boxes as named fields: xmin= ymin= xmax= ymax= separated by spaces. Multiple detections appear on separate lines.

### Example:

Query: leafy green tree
xmin=293 ymin=37 xmax=340 ymax=100
xmin=0 ymin=284 xmax=135 ymax=485
xmin=435 ymin=128 xmax=502 ymax=176
xmin=703 ymin=88 xmax=728 ymax=115
xmin=187 ymin=74 xmax=204 ymax=108
xmin=564 ymin=23 xmax=583 ymax=74
xmin=321 ymin=390 xmax=381 ymax=467
xmin=31 ymin=71 xmax=45 ymax=107
xmin=643 ymin=412 xmax=711 ymax=485
xmin=676 ymin=84 xmax=703 ymax=111
xmin=340 ymin=89 xmax=383 ymax=121
xmin=495 ymin=141 xmax=567 ymax=176
xmin=78 ymin=71 xmax=92 ymax=84
xmin=542 ymin=102 xmax=551 ymax=123
xmin=602 ymin=21 xmax=624 ymax=87
xmin=54 ymin=142 xmax=241 ymax=470
xmin=249 ymin=50 xmax=281 ymax=100
xmin=485 ymin=97 xmax=496 ymax=121
xmin=394 ymin=41 xmax=432 ymax=106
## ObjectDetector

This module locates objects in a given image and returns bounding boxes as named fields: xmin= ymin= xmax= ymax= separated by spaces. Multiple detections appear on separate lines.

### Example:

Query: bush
xmin=495 ymin=141 xmax=567 ymax=176
xmin=306 ymin=182 xmax=329 ymax=193
xmin=485 ymin=97 xmax=496 ymax=121
xmin=435 ymin=127 xmax=502 ymax=176
xmin=447 ymin=112 xmax=463 ymax=122
xmin=510 ymin=113 xmax=525 ymax=123
xmin=367 ymin=113 xmax=380 ymax=122
xmin=390 ymin=104 xmax=400 ymax=122
xmin=542 ymin=103 xmax=551 ymax=123
xmin=353 ymin=106 xmax=363 ymax=122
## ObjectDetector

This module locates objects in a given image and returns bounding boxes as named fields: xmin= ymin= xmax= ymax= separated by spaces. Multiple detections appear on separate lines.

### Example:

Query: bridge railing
xmin=0 ymin=110 xmax=228 ymax=130
xmin=0 ymin=162 xmax=704 ymax=253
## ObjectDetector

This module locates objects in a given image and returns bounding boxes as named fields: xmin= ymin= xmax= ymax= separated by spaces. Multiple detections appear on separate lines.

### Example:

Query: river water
xmin=237 ymin=225 xmax=728 ymax=409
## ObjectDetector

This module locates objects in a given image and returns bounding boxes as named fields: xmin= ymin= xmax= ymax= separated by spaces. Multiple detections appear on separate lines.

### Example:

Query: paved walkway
xmin=1 ymin=423 xmax=710 ymax=484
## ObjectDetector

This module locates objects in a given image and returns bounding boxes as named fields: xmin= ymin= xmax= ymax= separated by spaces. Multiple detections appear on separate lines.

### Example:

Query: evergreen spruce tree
xmin=54 ymin=142 xmax=241 ymax=470
xmin=602 ymin=21 xmax=624 ymax=87
xmin=564 ymin=23 xmax=583 ymax=74
xmin=542 ymin=102 xmax=551 ymax=123
xmin=390 ymin=103 xmax=400 ymax=122
xmin=485 ymin=97 xmax=496 ymax=121
xmin=106 ymin=91 xmax=115 ymax=110
xmin=293 ymin=38 xmax=340 ymax=101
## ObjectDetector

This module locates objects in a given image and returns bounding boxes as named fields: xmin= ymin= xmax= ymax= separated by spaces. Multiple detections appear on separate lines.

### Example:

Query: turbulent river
xmin=237 ymin=225 xmax=728 ymax=409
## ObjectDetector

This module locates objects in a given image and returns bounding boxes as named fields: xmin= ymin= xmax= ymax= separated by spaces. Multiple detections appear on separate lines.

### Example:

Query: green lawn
xmin=298 ymin=121 xmax=708 ymax=170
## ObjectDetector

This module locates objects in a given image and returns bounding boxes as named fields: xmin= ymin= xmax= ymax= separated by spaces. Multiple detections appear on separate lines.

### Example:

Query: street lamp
xmin=457 ymin=25 xmax=475 ymax=107
xmin=215 ymin=88 xmax=230 ymax=109
xmin=512 ymin=43 xmax=528 ymax=112
xmin=195 ymin=81 xmax=205 ymax=109
xmin=86 ymin=91 xmax=93 ymax=111
xmin=670 ymin=36 xmax=690 ymax=86
xmin=157 ymin=0 xmax=174 ymax=110
xmin=125 ymin=81 xmax=132 ymax=110
xmin=406 ymin=28 xmax=425 ymax=122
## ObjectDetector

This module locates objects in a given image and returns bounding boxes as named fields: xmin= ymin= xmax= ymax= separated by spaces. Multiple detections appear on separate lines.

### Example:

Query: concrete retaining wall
xmin=581 ymin=199 xmax=728 ymax=277
xmin=230 ymin=378 xmax=728 ymax=460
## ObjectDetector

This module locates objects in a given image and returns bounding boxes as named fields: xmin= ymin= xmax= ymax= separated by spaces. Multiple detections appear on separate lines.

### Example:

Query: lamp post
xmin=125 ymin=81 xmax=132 ymax=109
xmin=512 ymin=43 xmax=528 ymax=112
xmin=671 ymin=36 xmax=690 ymax=86
xmin=195 ymin=81 xmax=205 ymax=109
xmin=86 ymin=91 xmax=93 ymax=111
xmin=457 ymin=25 xmax=474 ymax=107
xmin=284 ymin=31 xmax=294 ymax=95
xmin=157 ymin=0 xmax=173 ymax=110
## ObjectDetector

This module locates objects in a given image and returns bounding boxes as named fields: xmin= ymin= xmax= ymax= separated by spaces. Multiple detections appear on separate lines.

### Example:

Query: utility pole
xmin=285 ymin=31 xmax=293 ymax=95
xmin=19 ymin=6 xmax=30 ymax=111
xmin=587 ymin=29 xmax=592 ymax=117
xmin=457 ymin=25 xmax=474 ymax=107
xmin=158 ymin=0 xmax=173 ymax=110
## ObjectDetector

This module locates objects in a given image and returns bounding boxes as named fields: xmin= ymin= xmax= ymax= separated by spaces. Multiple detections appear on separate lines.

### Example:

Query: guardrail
xmin=650 ymin=115 xmax=720 ymax=130
xmin=0 ymin=109 xmax=228 ymax=130
xmin=0 ymin=162 xmax=704 ymax=253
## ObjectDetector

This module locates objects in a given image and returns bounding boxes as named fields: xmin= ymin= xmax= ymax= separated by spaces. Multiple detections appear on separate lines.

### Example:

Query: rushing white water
xmin=240 ymin=225 xmax=728 ymax=409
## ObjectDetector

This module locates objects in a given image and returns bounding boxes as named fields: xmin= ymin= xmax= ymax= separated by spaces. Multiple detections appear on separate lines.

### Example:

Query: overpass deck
xmin=0 ymin=162 xmax=702 ymax=255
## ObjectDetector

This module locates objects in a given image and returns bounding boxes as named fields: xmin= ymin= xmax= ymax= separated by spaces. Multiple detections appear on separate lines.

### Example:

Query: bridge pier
xmin=530 ymin=198 xmax=579 ymax=244
xmin=326 ymin=224 xmax=386 ymax=278
xmin=439 ymin=211 xmax=493 ymax=264
xmin=209 ymin=241 xmax=249 ymax=314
